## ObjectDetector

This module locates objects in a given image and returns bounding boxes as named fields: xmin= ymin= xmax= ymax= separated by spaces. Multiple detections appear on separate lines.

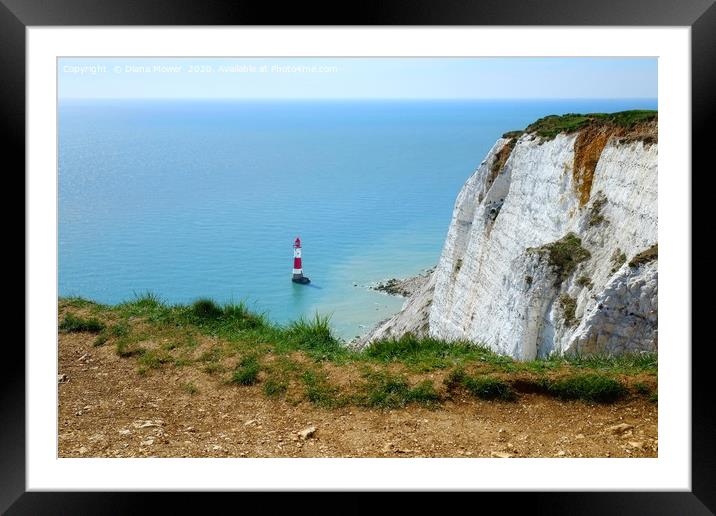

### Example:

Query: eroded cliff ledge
xmin=358 ymin=111 xmax=658 ymax=360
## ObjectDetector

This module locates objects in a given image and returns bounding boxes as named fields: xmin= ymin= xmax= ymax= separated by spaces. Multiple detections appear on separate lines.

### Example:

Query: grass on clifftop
xmin=502 ymin=110 xmax=657 ymax=142
xmin=524 ymin=110 xmax=657 ymax=140
xmin=59 ymin=294 xmax=658 ymax=409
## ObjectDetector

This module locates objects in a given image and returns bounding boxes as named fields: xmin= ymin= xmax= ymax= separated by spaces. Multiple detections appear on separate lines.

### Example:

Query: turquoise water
xmin=59 ymin=98 xmax=657 ymax=339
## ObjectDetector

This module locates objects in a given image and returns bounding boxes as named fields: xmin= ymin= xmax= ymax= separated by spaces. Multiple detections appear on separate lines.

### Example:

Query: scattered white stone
xmin=78 ymin=446 xmax=88 ymax=455
xmin=140 ymin=438 xmax=154 ymax=447
xmin=58 ymin=374 xmax=68 ymax=383
xmin=118 ymin=429 xmax=131 ymax=436
xmin=490 ymin=451 xmax=513 ymax=458
xmin=133 ymin=420 xmax=161 ymax=429
xmin=297 ymin=426 xmax=317 ymax=440
xmin=607 ymin=423 xmax=634 ymax=435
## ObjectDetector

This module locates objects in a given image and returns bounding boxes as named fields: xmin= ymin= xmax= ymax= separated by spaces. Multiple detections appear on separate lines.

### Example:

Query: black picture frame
xmin=7 ymin=0 xmax=714 ymax=513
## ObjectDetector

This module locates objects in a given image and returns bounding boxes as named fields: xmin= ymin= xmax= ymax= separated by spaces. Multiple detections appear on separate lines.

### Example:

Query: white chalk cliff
xmin=360 ymin=115 xmax=658 ymax=360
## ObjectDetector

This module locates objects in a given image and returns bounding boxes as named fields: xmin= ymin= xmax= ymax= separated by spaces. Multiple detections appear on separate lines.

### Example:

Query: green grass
xmin=60 ymin=295 xmax=657 ymax=408
xmin=357 ymin=371 xmax=440 ymax=408
xmin=115 ymin=334 xmax=145 ymax=358
xmin=137 ymin=349 xmax=171 ymax=371
xmin=230 ymin=355 xmax=261 ymax=385
xmin=529 ymin=233 xmax=591 ymax=286
xmin=365 ymin=333 xmax=512 ymax=371
xmin=60 ymin=297 xmax=100 ymax=309
xmin=281 ymin=314 xmax=348 ymax=361
xmin=524 ymin=110 xmax=657 ymax=140
xmin=263 ymin=377 xmax=289 ymax=398
xmin=525 ymin=351 xmax=657 ymax=375
xmin=59 ymin=313 xmax=105 ymax=333
xmin=301 ymin=370 xmax=344 ymax=408
xmin=540 ymin=374 xmax=627 ymax=403
xmin=445 ymin=369 xmax=516 ymax=401
xmin=633 ymin=382 xmax=652 ymax=396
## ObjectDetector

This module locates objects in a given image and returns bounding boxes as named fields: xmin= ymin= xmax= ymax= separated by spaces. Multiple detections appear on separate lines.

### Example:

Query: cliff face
xmin=360 ymin=114 xmax=658 ymax=360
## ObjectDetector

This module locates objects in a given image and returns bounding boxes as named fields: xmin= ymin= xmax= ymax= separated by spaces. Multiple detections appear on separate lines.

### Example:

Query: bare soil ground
xmin=59 ymin=330 xmax=657 ymax=458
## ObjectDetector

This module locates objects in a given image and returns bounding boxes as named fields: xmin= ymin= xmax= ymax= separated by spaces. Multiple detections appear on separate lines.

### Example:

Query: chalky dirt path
xmin=59 ymin=332 xmax=657 ymax=458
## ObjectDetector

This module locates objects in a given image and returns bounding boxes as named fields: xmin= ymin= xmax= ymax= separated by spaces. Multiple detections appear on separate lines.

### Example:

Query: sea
xmin=59 ymin=98 xmax=657 ymax=339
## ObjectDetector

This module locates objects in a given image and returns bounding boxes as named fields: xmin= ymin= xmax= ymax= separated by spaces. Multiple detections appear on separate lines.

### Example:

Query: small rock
xmin=78 ymin=353 xmax=90 ymax=362
xmin=58 ymin=374 xmax=68 ymax=384
xmin=298 ymin=426 xmax=317 ymax=440
xmin=607 ymin=423 xmax=634 ymax=435
xmin=628 ymin=441 xmax=644 ymax=449
xmin=78 ymin=446 xmax=88 ymax=455
xmin=490 ymin=451 xmax=513 ymax=458
xmin=575 ymin=434 xmax=585 ymax=439
xmin=132 ymin=420 xmax=159 ymax=428
xmin=140 ymin=438 xmax=154 ymax=447
xmin=556 ymin=450 xmax=566 ymax=457
xmin=118 ymin=429 xmax=131 ymax=436
xmin=244 ymin=419 xmax=257 ymax=427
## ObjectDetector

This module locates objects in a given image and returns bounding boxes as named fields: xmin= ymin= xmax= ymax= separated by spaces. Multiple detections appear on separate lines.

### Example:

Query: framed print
xmin=8 ymin=0 xmax=715 ymax=512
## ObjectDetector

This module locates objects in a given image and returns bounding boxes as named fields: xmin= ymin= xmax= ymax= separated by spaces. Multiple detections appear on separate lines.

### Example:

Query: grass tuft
xmin=358 ymin=371 xmax=441 ymax=409
xmin=283 ymin=314 xmax=346 ymax=361
xmin=541 ymin=374 xmax=627 ymax=403
xmin=445 ymin=369 xmax=516 ymax=401
xmin=191 ymin=298 xmax=224 ymax=320
xmin=59 ymin=313 xmax=105 ymax=333
xmin=263 ymin=377 xmax=289 ymax=398
xmin=301 ymin=370 xmax=344 ymax=408
xmin=230 ymin=355 xmax=260 ymax=385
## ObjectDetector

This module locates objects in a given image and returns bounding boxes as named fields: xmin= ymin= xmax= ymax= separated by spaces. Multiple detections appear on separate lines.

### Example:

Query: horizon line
xmin=58 ymin=96 xmax=659 ymax=101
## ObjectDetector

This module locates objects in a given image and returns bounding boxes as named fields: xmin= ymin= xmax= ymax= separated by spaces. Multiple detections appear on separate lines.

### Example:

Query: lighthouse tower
xmin=292 ymin=237 xmax=310 ymax=284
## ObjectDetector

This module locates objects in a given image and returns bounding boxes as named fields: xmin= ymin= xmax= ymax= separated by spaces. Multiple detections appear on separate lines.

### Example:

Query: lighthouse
xmin=292 ymin=237 xmax=310 ymax=284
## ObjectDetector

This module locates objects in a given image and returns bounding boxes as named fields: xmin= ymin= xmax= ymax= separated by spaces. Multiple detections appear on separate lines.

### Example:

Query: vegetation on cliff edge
xmin=59 ymin=295 xmax=658 ymax=409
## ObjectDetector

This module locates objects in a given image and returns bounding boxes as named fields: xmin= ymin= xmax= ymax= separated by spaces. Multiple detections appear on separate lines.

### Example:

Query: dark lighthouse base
xmin=292 ymin=275 xmax=311 ymax=285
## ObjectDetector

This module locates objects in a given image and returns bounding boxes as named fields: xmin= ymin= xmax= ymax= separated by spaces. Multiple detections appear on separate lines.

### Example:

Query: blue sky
xmin=58 ymin=57 xmax=657 ymax=100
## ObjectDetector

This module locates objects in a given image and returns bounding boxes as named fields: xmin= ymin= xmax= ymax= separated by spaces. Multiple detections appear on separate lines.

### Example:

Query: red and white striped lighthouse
xmin=292 ymin=237 xmax=310 ymax=284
